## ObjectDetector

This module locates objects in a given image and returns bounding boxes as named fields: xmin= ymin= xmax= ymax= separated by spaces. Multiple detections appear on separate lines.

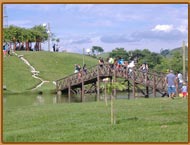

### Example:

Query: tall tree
xmin=109 ymin=48 xmax=129 ymax=60
xmin=92 ymin=46 xmax=104 ymax=56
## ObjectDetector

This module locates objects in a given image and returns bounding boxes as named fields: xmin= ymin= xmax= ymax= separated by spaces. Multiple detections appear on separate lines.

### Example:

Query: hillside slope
xmin=3 ymin=55 xmax=40 ymax=92
xmin=3 ymin=51 xmax=98 ymax=92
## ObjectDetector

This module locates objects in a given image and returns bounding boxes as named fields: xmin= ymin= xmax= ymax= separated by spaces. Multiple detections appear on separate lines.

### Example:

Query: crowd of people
xmin=73 ymin=56 xmax=188 ymax=99
xmin=73 ymin=56 xmax=148 ymax=81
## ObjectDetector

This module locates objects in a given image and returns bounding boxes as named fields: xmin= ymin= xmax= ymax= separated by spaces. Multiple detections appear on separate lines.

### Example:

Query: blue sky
xmin=4 ymin=4 xmax=188 ymax=53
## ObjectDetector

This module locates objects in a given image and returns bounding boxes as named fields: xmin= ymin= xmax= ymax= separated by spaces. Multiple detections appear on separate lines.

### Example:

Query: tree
xmin=31 ymin=25 xmax=48 ymax=51
xmin=128 ymin=49 xmax=162 ymax=69
xmin=160 ymin=48 xmax=170 ymax=57
xmin=154 ymin=51 xmax=183 ymax=73
xmin=101 ymin=80 xmax=126 ymax=125
xmin=91 ymin=46 xmax=104 ymax=56
xmin=3 ymin=25 xmax=49 ymax=51
xmin=109 ymin=48 xmax=129 ymax=60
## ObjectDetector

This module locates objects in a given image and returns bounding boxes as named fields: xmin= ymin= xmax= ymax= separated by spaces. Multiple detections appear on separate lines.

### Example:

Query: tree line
xmin=3 ymin=25 xmax=49 ymax=51
xmin=93 ymin=47 xmax=186 ymax=74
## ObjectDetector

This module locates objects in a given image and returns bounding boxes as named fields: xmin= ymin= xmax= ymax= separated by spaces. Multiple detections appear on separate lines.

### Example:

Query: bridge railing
xmin=56 ymin=64 xmax=167 ymax=92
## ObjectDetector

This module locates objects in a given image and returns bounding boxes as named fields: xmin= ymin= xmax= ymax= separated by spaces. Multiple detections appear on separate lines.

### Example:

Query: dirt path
xmin=13 ymin=52 xmax=56 ymax=90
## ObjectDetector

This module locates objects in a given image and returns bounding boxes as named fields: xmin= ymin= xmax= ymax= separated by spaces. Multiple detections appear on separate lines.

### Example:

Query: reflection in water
xmin=3 ymin=91 xmax=161 ymax=109
xmin=53 ymin=94 xmax=68 ymax=104
xmin=3 ymin=96 xmax=6 ymax=103
xmin=33 ymin=95 xmax=45 ymax=106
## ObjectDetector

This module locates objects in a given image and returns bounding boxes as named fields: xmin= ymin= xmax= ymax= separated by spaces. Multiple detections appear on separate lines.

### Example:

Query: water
xmin=3 ymin=91 xmax=162 ymax=109
xmin=3 ymin=93 xmax=99 ymax=108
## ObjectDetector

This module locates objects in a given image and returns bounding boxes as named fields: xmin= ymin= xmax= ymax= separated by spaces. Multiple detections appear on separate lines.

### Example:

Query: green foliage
xmin=102 ymin=82 xmax=126 ymax=94
xmin=3 ymin=25 xmax=48 ymax=43
xmin=109 ymin=47 xmax=184 ymax=73
xmin=91 ymin=46 xmax=104 ymax=55
xmin=109 ymin=48 xmax=129 ymax=60
xmin=160 ymin=48 xmax=170 ymax=57
xmin=155 ymin=51 xmax=183 ymax=72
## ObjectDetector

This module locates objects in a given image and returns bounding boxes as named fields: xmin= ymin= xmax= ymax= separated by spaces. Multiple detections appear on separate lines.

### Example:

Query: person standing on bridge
xmin=139 ymin=62 xmax=149 ymax=83
xmin=98 ymin=57 xmax=104 ymax=67
xmin=139 ymin=62 xmax=149 ymax=73
xmin=165 ymin=70 xmax=177 ymax=99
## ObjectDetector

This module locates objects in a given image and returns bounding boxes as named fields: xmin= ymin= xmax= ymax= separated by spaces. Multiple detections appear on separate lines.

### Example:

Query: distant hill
xmin=97 ymin=52 xmax=110 ymax=59
xmin=169 ymin=46 xmax=188 ymax=57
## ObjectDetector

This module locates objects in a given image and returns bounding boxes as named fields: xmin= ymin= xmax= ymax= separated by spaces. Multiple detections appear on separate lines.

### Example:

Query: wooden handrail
xmin=56 ymin=64 xmax=167 ymax=93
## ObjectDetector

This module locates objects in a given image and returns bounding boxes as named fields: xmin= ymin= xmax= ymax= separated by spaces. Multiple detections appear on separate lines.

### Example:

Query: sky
xmin=4 ymin=4 xmax=188 ymax=53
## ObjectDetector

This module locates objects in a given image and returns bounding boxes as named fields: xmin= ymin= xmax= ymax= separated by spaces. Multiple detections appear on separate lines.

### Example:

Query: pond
xmin=3 ymin=91 xmax=161 ymax=109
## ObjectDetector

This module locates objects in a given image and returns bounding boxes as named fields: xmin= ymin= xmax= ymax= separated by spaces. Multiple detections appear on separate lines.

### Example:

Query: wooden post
xmin=79 ymin=71 xmax=85 ymax=102
xmin=145 ymin=86 xmax=149 ymax=98
xmin=57 ymin=90 xmax=62 ymax=96
xmin=68 ymin=85 xmax=71 ymax=103
xmin=113 ymin=69 xmax=117 ymax=99
xmin=132 ymin=69 xmax=136 ymax=98
xmin=182 ymin=41 xmax=186 ymax=80
xmin=104 ymin=82 xmax=108 ymax=106
xmin=153 ymin=74 xmax=156 ymax=97
xmin=96 ymin=66 xmax=100 ymax=101
xmin=81 ymin=71 xmax=85 ymax=102
xmin=145 ymin=72 xmax=149 ymax=98
xmin=127 ymin=80 xmax=130 ymax=100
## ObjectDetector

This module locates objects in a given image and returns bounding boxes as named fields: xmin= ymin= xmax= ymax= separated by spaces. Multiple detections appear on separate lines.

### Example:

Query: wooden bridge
xmin=56 ymin=64 xmax=168 ymax=102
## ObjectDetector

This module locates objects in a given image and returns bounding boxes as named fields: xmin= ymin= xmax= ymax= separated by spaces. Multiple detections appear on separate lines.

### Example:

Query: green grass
xmin=3 ymin=97 xmax=188 ymax=142
xmin=16 ymin=51 xmax=98 ymax=81
xmin=3 ymin=55 xmax=40 ymax=92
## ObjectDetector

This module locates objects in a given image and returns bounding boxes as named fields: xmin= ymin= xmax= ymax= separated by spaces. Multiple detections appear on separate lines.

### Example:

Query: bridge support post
xmin=57 ymin=90 xmax=62 ymax=96
xmin=153 ymin=74 xmax=156 ymax=97
xmin=96 ymin=66 xmax=100 ymax=101
xmin=81 ymin=72 xmax=85 ymax=102
xmin=127 ymin=80 xmax=130 ymax=99
xmin=113 ymin=69 xmax=117 ymax=99
xmin=68 ymin=85 xmax=71 ymax=103
xmin=81 ymin=85 xmax=85 ymax=102
xmin=145 ymin=86 xmax=149 ymax=98
xmin=132 ymin=69 xmax=136 ymax=98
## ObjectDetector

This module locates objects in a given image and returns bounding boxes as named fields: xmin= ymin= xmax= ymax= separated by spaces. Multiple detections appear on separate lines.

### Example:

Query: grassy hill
xmin=3 ymin=55 xmax=40 ymax=92
xmin=3 ymin=51 xmax=98 ymax=92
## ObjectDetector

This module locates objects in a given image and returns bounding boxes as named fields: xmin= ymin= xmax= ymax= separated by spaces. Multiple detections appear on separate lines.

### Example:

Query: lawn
xmin=3 ymin=55 xmax=40 ymax=92
xmin=3 ymin=97 xmax=188 ymax=142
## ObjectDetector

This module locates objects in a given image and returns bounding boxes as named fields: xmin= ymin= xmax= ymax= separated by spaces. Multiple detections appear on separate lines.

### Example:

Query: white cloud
xmin=152 ymin=24 xmax=174 ymax=32
xmin=177 ymin=25 xmax=187 ymax=33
